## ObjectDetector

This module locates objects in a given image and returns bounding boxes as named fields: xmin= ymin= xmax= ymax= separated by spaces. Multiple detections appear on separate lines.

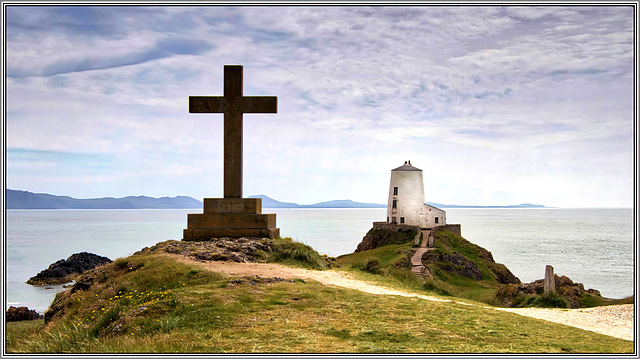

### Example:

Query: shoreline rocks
xmin=495 ymin=274 xmax=606 ymax=308
xmin=27 ymin=252 xmax=112 ymax=285
xmin=6 ymin=306 xmax=43 ymax=322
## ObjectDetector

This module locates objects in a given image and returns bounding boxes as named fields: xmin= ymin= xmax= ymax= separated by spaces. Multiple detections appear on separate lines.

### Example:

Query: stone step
xmin=411 ymin=248 xmax=429 ymax=266
xmin=203 ymin=198 xmax=263 ymax=214
xmin=187 ymin=213 xmax=276 ymax=229
xmin=410 ymin=245 xmax=433 ymax=280
xmin=183 ymin=227 xmax=280 ymax=241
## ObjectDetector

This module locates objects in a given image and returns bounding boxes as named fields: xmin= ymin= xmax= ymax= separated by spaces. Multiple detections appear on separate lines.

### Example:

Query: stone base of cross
xmin=183 ymin=198 xmax=280 ymax=240
xmin=182 ymin=65 xmax=280 ymax=240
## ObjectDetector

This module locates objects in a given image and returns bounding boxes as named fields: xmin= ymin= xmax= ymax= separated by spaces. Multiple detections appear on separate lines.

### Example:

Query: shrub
xmin=364 ymin=259 xmax=381 ymax=274
xmin=522 ymin=292 xmax=570 ymax=308
xmin=112 ymin=258 xmax=129 ymax=271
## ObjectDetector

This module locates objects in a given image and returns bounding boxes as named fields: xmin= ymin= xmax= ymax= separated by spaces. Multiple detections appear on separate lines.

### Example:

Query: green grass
xmin=267 ymin=237 xmax=330 ymax=269
xmin=6 ymin=251 xmax=633 ymax=353
xmin=337 ymin=236 xmax=503 ymax=304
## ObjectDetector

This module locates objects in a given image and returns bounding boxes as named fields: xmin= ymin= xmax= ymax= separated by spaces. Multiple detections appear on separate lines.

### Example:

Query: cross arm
xmin=241 ymin=96 xmax=277 ymax=113
xmin=189 ymin=96 xmax=226 ymax=113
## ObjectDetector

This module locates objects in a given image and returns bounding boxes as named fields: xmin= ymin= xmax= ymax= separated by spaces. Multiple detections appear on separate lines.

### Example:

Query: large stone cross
xmin=189 ymin=65 xmax=277 ymax=198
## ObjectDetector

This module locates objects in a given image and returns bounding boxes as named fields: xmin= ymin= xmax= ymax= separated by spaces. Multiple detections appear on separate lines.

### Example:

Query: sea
xmin=4 ymin=207 xmax=635 ymax=314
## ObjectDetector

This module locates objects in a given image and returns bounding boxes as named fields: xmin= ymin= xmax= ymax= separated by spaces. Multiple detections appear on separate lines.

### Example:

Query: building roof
xmin=392 ymin=161 xmax=422 ymax=171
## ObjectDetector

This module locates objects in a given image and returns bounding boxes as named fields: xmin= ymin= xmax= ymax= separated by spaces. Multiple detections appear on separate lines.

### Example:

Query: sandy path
xmin=496 ymin=305 xmax=634 ymax=341
xmin=172 ymin=255 xmax=634 ymax=341
xmin=172 ymin=255 xmax=448 ymax=302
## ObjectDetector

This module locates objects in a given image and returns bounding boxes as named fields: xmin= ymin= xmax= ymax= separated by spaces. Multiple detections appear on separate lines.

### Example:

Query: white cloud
xmin=5 ymin=5 xmax=635 ymax=207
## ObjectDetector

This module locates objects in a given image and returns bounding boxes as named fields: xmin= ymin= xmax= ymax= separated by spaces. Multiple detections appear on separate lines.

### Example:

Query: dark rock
xmin=228 ymin=275 xmax=296 ymax=286
xmin=6 ymin=306 xmax=43 ymax=322
xmin=422 ymin=251 xmax=483 ymax=280
xmin=587 ymin=288 xmax=601 ymax=296
xmin=494 ymin=274 xmax=602 ymax=308
xmin=148 ymin=237 xmax=276 ymax=263
xmin=488 ymin=262 xmax=521 ymax=285
xmin=27 ymin=252 xmax=112 ymax=285
xmin=355 ymin=224 xmax=418 ymax=252
xmin=70 ymin=280 xmax=92 ymax=293
xmin=229 ymin=252 xmax=247 ymax=263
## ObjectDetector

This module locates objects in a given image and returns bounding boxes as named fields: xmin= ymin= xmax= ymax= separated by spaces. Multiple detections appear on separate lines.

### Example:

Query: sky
xmin=3 ymin=4 xmax=637 ymax=208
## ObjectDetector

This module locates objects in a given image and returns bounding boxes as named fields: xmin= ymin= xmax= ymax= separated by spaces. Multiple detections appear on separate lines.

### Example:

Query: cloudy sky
xmin=4 ymin=5 xmax=636 ymax=207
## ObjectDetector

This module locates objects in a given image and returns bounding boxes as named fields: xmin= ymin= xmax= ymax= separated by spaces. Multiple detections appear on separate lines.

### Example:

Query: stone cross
xmin=189 ymin=65 xmax=277 ymax=198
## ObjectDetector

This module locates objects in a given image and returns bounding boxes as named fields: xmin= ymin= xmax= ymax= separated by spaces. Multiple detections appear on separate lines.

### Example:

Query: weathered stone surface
xmin=184 ymin=65 xmax=279 ymax=238
xmin=6 ymin=306 xmax=43 ymax=322
xmin=203 ymin=198 xmax=262 ymax=214
xmin=544 ymin=265 xmax=555 ymax=295
xmin=187 ymin=213 xmax=276 ymax=229
xmin=183 ymin=227 xmax=280 ymax=241
xmin=139 ymin=238 xmax=274 ymax=264
xmin=494 ymin=274 xmax=603 ymax=308
xmin=185 ymin=198 xmax=279 ymax=240
xmin=27 ymin=252 xmax=112 ymax=285
xmin=423 ymin=251 xmax=483 ymax=280
xmin=189 ymin=65 xmax=277 ymax=199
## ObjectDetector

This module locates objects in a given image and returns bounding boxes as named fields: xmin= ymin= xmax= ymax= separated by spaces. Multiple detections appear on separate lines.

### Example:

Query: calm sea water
xmin=4 ymin=207 xmax=635 ymax=313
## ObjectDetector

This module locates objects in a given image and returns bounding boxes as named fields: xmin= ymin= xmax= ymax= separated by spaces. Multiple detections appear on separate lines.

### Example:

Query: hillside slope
xmin=7 ymin=244 xmax=632 ymax=353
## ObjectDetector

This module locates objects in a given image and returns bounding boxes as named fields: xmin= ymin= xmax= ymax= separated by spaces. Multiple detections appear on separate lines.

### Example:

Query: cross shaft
xmin=189 ymin=65 xmax=277 ymax=198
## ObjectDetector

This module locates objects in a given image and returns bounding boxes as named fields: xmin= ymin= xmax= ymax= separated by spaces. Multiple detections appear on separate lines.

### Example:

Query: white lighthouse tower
xmin=386 ymin=161 xmax=446 ymax=228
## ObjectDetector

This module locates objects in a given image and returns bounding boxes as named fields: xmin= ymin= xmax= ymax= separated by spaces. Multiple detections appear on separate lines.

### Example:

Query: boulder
xmin=494 ymin=274 xmax=603 ymax=308
xmin=355 ymin=225 xmax=418 ymax=252
xmin=6 ymin=306 xmax=43 ymax=322
xmin=422 ymin=250 xmax=483 ymax=280
xmin=27 ymin=252 xmax=112 ymax=285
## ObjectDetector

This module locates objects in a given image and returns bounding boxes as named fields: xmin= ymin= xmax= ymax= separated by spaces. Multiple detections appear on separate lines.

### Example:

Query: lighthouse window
xmin=392 ymin=200 xmax=397 ymax=208
xmin=393 ymin=187 xmax=398 ymax=195
xmin=400 ymin=217 xmax=405 ymax=224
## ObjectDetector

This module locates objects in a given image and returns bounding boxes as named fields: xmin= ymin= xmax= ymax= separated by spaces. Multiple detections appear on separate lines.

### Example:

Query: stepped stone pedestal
xmin=183 ymin=198 xmax=280 ymax=240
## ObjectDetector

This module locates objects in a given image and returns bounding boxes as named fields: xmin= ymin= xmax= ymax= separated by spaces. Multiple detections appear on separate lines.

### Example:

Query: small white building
xmin=386 ymin=161 xmax=446 ymax=228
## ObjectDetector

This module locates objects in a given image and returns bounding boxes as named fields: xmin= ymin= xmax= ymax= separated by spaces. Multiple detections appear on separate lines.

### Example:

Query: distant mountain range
xmin=426 ymin=202 xmax=547 ymax=209
xmin=5 ymin=190 xmax=546 ymax=209
xmin=6 ymin=189 xmax=202 ymax=209
xmin=248 ymin=195 xmax=387 ymax=208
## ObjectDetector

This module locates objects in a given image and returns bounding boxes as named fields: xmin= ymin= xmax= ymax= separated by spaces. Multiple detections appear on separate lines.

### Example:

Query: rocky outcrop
xmin=6 ymin=306 xmax=43 ymax=322
xmin=495 ymin=274 xmax=603 ymax=308
xmin=137 ymin=237 xmax=274 ymax=263
xmin=355 ymin=224 xmax=418 ymax=252
xmin=422 ymin=251 xmax=483 ymax=280
xmin=27 ymin=252 xmax=112 ymax=285
xmin=419 ymin=231 xmax=521 ymax=285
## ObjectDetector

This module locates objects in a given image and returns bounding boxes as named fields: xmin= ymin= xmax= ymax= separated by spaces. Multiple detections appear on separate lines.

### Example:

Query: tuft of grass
xmin=363 ymin=259 xmax=381 ymax=274
xmin=268 ymin=237 xmax=328 ymax=270
xmin=525 ymin=292 xmax=571 ymax=309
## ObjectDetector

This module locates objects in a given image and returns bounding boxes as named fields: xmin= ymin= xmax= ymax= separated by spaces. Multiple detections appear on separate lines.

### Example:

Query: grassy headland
xmin=6 ymin=237 xmax=633 ymax=353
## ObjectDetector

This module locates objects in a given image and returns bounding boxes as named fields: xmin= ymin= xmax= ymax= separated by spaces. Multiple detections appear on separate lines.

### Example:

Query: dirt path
xmin=171 ymin=254 xmax=634 ymax=341
xmin=172 ymin=255 xmax=448 ymax=302
xmin=495 ymin=305 xmax=634 ymax=341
